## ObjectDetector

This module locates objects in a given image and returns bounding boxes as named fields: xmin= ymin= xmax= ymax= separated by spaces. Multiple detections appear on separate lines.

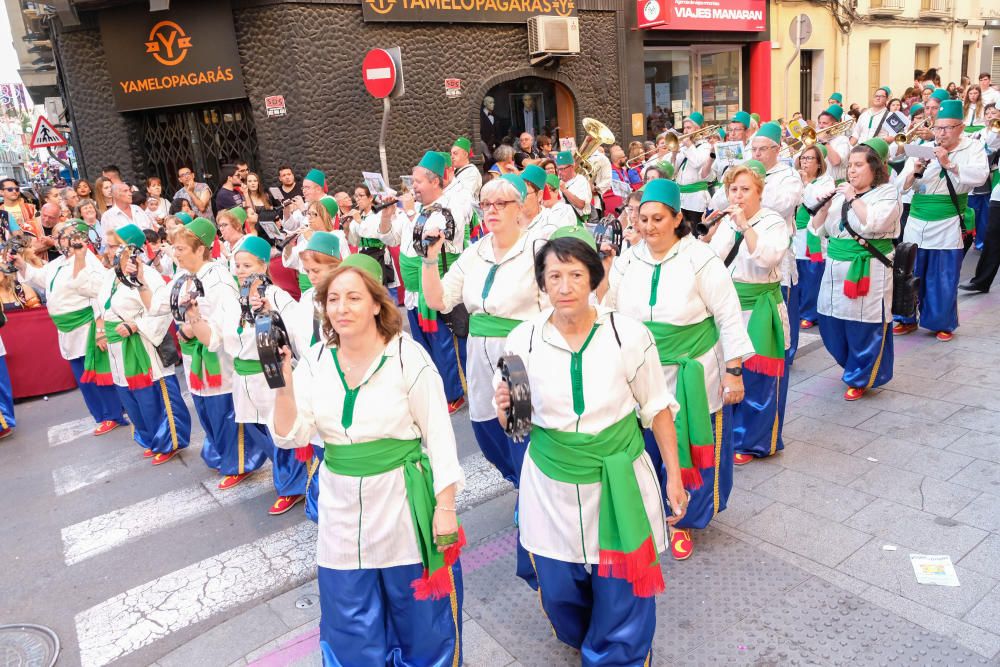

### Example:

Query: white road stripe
xmin=62 ymin=466 xmax=273 ymax=565
xmin=52 ymin=439 xmax=205 ymax=496
xmin=75 ymin=521 xmax=317 ymax=667
xmin=47 ymin=417 xmax=95 ymax=447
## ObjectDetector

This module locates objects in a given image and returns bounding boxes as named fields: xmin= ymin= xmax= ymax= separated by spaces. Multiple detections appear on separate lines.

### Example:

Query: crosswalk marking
xmin=75 ymin=521 xmax=317 ymax=667
xmin=52 ymin=439 xmax=204 ymax=496
xmin=47 ymin=417 xmax=95 ymax=447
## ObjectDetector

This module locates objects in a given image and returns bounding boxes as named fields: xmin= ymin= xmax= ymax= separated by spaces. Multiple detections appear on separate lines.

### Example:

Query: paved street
xmin=3 ymin=257 xmax=1000 ymax=666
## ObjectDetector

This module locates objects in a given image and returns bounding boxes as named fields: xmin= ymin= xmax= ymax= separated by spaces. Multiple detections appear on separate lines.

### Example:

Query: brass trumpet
xmin=894 ymin=118 xmax=930 ymax=147
xmin=989 ymin=118 xmax=1000 ymax=133
xmin=663 ymin=124 xmax=723 ymax=153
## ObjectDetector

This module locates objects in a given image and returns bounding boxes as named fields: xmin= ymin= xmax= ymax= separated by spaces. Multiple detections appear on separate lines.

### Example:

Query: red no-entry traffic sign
xmin=362 ymin=49 xmax=397 ymax=99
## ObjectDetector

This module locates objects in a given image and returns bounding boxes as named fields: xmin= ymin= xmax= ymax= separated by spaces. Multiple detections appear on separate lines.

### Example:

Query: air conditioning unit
xmin=528 ymin=16 xmax=580 ymax=59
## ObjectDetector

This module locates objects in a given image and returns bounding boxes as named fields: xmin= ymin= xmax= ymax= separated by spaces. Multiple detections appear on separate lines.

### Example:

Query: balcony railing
xmin=866 ymin=0 xmax=904 ymax=15
xmin=920 ymin=0 xmax=953 ymax=16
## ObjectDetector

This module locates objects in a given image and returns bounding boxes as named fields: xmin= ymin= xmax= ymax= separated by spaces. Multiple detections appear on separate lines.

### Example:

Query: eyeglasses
xmin=178 ymin=171 xmax=192 ymax=177
xmin=481 ymin=200 xmax=519 ymax=211
xmin=354 ymin=193 xmax=369 ymax=199
xmin=933 ymin=125 xmax=963 ymax=133
xmin=2 ymin=187 xmax=17 ymax=192
xmin=799 ymin=156 xmax=817 ymax=162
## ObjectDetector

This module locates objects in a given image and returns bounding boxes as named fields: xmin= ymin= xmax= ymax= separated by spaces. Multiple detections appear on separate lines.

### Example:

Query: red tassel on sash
xmin=294 ymin=446 xmax=314 ymax=463
xmin=597 ymin=536 xmax=665 ymax=598
xmin=680 ymin=466 xmax=704 ymax=490
xmin=843 ymin=275 xmax=870 ymax=299
xmin=744 ymin=355 xmax=785 ymax=377
xmin=690 ymin=444 xmax=716 ymax=471
xmin=411 ymin=527 xmax=466 ymax=601
xmin=125 ymin=372 xmax=153 ymax=390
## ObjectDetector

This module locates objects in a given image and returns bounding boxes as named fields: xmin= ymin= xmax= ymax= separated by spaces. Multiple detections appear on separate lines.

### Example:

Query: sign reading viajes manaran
xmin=362 ymin=0 xmax=577 ymax=23
xmin=99 ymin=0 xmax=246 ymax=112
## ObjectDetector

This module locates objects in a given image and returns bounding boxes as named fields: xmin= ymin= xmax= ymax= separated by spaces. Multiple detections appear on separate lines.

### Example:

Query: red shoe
xmin=151 ymin=450 xmax=178 ymax=466
xmin=447 ymin=396 xmax=466 ymax=415
xmin=800 ymin=319 xmax=815 ymax=330
xmin=844 ymin=387 xmax=866 ymax=401
xmin=734 ymin=453 xmax=754 ymax=466
xmin=670 ymin=529 xmax=693 ymax=560
xmin=218 ymin=473 xmax=252 ymax=490
xmin=93 ymin=420 xmax=120 ymax=436
xmin=269 ymin=495 xmax=304 ymax=515
xmin=143 ymin=449 xmax=154 ymax=458
xmin=0 ymin=427 xmax=12 ymax=440
xmin=892 ymin=323 xmax=918 ymax=336
xmin=936 ymin=331 xmax=954 ymax=342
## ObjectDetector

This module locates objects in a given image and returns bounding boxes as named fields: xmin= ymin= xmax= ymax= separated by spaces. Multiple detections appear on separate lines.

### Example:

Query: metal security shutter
xmin=992 ymin=47 xmax=1000 ymax=80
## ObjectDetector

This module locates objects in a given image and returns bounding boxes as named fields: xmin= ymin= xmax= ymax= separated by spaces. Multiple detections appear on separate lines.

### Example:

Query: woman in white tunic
xmin=223 ymin=235 xmax=306 ymax=515
xmin=272 ymin=254 xmax=465 ymax=666
xmin=282 ymin=196 xmax=351 ymax=294
xmin=495 ymin=226 xmax=684 ymax=666
xmin=707 ymin=163 xmax=791 ymax=465
xmin=92 ymin=223 xmax=192 ymax=464
xmin=810 ymin=138 xmax=901 ymax=401
xmin=794 ymin=145 xmax=835 ymax=329
xmin=602 ymin=179 xmax=754 ymax=561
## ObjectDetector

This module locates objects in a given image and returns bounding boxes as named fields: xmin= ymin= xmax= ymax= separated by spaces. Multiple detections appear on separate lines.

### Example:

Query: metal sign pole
xmin=783 ymin=15 xmax=804 ymax=120
xmin=379 ymin=97 xmax=391 ymax=187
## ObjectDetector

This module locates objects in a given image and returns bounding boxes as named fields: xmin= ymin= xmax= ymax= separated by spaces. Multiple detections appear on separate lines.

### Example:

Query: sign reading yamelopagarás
xmin=99 ymin=0 xmax=246 ymax=112
xmin=362 ymin=0 xmax=576 ymax=23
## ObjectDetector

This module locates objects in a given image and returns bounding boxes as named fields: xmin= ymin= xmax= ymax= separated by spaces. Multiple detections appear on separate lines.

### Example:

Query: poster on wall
xmin=637 ymin=0 xmax=766 ymax=31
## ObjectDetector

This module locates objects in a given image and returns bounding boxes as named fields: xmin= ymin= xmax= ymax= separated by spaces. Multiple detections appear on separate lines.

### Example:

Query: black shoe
xmin=959 ymin=283 xmax=988 ymax=293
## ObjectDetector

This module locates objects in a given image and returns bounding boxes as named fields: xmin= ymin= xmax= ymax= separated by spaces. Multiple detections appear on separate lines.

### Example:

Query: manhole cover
xmin=294 ymin=594 xmax=319 ymax=609
xmin=0 ymin=624 xmax=60 ymax=667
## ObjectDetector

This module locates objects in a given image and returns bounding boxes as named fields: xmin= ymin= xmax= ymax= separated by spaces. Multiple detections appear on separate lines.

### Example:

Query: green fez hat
xmin=550 ymin=224 xmax=597 ymax=251
xmin=829 ymin=92 xmax=843 ymax=104
xmin=750 ymin=113 xmax=761 ymax=124
xmin=861 ymin=137 xmax=890 ymax=163
xmin=555 ymin=150 xmax=575 ymax=167
xmin=117 ymin=223 xmax=146 ymax=248
xmin=815 ymin=144 xmax=828 ymax=159
xmin=545 ymin=173 xmax=560 ymax=189
xmin=319 ymin=196 xmax=339 ymax=218
xmin=185 ymin=217 xmax=217 ymax=248
xmin=304 ymin=231 xmax=342 ymax=258
xmin=237 ymin=235 xmax=271 ymax=263
xmin=731 ymin=111 xmax=751 ymax=128
xmin=743 ymin=160 xmax=767 ymax=179
xmin=877 ymin=86 xmax=891 ymax=96
xmin=228 ymin=206 xmax=247 ymax=224
xmin=938 ymin=99 xmax=963 ymax=121
xmin=909 ymin=103 xmax=925 ymax=117
xmin=304 ymin=169 xmax=326 ymax=188
xmin=417 ymin=151 xmax=446 ymax=179
xmin=931 ymin=88 xmax=949 ymax=102
xmin=175 ymin=212 xmax=193 ymax=225
xmin=74 ymin=220 xmax=91 ymax=234
xmin=438 ymin=151 xmax=453 ymax=168
xmin=688 ymin=111 xmax=704 ymax=127
xmin=655 ymin=160 xmax=675 ymax=179
xmin=718 ymin=126 xmax=727 ymax=139
xmin=500 ymin=174 xmax=528 ymax=202
xmin=924 ymin=83 xmax=936 ymax=91
xmin=820 ymin=105 xmax=843 ymax=122
xmin=755 ymin=121 xmax=783 ymax=145
xmin=521 ymin=164 xmax=547 ymax=190
xmin=341 ymin=253 xmax=383 ymax=283
xmin=639 ymin=178 xmax=681 ymax=212
xmin=453 ymin=137 xmax=472 ymax=154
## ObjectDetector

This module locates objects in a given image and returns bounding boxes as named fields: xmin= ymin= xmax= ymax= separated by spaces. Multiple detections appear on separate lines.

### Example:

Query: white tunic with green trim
xmin=793 ymin=173 xmax=835 ymax=260
xmin=496 ymin=306 xmax=678 ymax=564
xmin=20 ymin=253 xmax=106 ymax=360
xmin=673 ymin=142 xmax=713 ymax=213
xmin=604 ymin=236 xmax=755 ymax=414
xmin=271 ymin=333 xmax=465 ymax=570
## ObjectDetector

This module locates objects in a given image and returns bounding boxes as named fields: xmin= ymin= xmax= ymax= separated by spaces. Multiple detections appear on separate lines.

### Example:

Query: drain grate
xmin=0 ymin=625 xmax=59 ymax=667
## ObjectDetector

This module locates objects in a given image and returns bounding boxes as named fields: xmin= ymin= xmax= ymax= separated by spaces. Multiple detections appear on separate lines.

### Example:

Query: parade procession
xmin=2 ymin=0 xmax=1000 ymax=665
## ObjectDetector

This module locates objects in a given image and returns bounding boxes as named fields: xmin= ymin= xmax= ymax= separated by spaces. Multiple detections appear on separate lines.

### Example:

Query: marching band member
xmin=602 ymin=179 xmax=753 ymax=560
xmin=347 ymin=187 xmax=401 ymax=288
xmin=395 ymin=151 xmax=471 ymax=415
xmin=851 ymin=86 xmax=892 ymax=145
xmin=708 ymin=163 xmax=791 ymax=465
xmin=672 ymin=112 xmax=714 ymax=230
xmin=892 ymin=104 xmax=928 ymax=235
xmin=961 ymin=107 xmax=1000 ymax=292
xmin=810 ymin=139 xmax=901 ymax=400
xmin=16 ymin=221 xmax=128 ymax=435
xmin=271 ymin=254 xmax=465 ymax=666
xmin=967 ymin=106 xmax=1000 ymax=249
xmin=282 ymin=197 xmax=351 ymax=293
xmin=421 ymin=174 xmax=546 ymax=485
xmin=282 ymin=168 xmax=327 ymax=233
xmin=708 ymin=111 xmax=753 ymax=211
xmin=0 ymin=335 xmax=12 ymax=438
xmin=795 ymin=145 xmax=835 ymax=329
xmin=224 ymin=235 xmax=306 ymax=514
xmin=451 ymin=137 xmax=482 ymax=201
xmin=555 ymin=150 xmax=592 ymax=223
xmin=817 ymin=104 xmax=850 ymax=185
xmin=519 ymin=165 xmax=552 ymax=240
xmin=895 ymin=99 xmax=989 ymax=340
xmin=540 ymin=172 xmax=580 ymax=232
xmin=217 ymin=207 xmax=248 ymax=275
xmin=829 ymin=92 xmax=844 ymax=107
xmin=160 ymin=218 xmax=269 ymax=486
xmin=94 ymin=223 xmax=192 ymax=464
xmin=495 ymin=226 xmax=683 ymax=665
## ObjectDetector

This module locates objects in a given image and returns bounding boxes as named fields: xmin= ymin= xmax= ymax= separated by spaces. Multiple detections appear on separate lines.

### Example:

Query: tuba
xmin=575 ymin=117 xmax=616 ymax=181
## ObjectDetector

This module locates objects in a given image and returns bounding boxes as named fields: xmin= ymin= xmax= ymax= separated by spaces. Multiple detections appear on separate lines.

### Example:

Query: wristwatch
xmin=725 ymin=367 xmax=743 ymax=377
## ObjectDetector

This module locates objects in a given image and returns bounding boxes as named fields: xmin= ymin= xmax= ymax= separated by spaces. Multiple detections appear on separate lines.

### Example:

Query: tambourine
xmin=114 ymin=246 xmax=143 ymax=288
xmin=55 ymin=227 xmax=87 ymax=257
xmin=169 ymin=274 xmax=205 ymax=326
xmin=497 ymin=354 xmax=531 ymax=443
xmin=255 ymin=310 xmax=291 ymax=389
xmin=239 ymin=273 xmax=272 ymax=327
xmin=594 ymin=215 xmax=623 ymax=259
xmin=412 ymin=205 xmax=457 ymax=258
xmin=0 ymin=236 xmax=27 ymax=274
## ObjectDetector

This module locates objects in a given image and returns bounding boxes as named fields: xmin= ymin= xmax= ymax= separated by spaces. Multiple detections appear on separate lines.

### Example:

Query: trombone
xmin=625 ymin=145 xmax=663 ymax=170
xmin=663 ymin=124 xmax=723 ymax=153
xmin=780 ymin=118 xmax=855 ymax=158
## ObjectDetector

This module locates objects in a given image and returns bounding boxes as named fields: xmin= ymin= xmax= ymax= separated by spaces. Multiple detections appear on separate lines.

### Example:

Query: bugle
xmin=694 ymin=209 xmax=729 ymax=237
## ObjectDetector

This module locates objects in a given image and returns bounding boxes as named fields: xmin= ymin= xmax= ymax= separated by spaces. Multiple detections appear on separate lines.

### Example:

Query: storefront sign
xmin=445 ymin=79 xmax=463 ymax=98
xmin=265 ymin=95 xmax=287 ymax=117
xmin=362 ymin=0 xmax=576 ymax=23
xmin=99 ymin=0 xmax=246 ymax=112
xmin=638 ymin=0 xmax=765 ymax=31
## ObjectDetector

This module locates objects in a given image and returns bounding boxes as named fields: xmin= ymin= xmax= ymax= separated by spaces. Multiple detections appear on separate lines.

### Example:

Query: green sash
xmin=359 ymin=237 xmax=385 ymax=250
xmin=50 ymin=307 xmax=93 ymax=333
xmin=105 ymin=320 xmax=154 ymax=389
xmin=323 ymin=436 xmax=462 ymax=599
xmin=795 ymin=205 xmax=823 ymax=261
xmin=529 ymin=415 xmax=664 ymax=598
xmin=398 ymin=252 xmax=460 ymax=333
xmin=965 ymin=125 xmax=985 ymax=134
xmin=644 ymin=318 xmax=718 ymax=488
xmin=178 ymin=337 xmax=223 ymax=390
xmin=297 ymin=272 xmax=312 ymax=292
xmin=733 ymin=282 xmax=785 ymax=377
xmin=678 ymin=181 xmax=710 ymax=194
xmin=468 ymin=313 xmax=521 ymax=338
xmin=826 ymin=237 xmax=894 ymax=299
xmin=233 ymin=358 xmax=263 ymax=376
xmin=911 ymin=192 xmax=974 ymax=232
xmin=81 ymin=319 xmax=112 ymax=385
